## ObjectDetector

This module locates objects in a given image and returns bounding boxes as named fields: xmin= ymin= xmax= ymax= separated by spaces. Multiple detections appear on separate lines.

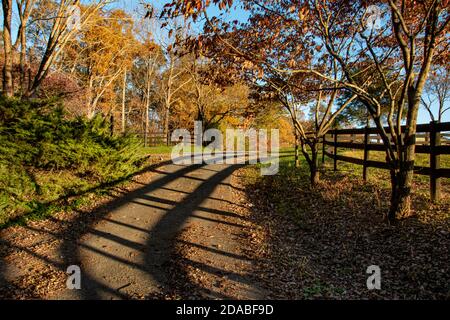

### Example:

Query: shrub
xmin=0 ymin=96 xmax=146 ymax=225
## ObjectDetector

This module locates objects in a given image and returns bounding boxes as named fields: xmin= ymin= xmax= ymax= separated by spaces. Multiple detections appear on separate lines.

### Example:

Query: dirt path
xmin=0 ymin=161 xmax=265 ymax=299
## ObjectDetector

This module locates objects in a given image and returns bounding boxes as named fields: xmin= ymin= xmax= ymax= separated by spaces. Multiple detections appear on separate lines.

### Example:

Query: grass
xmin=275 ymin=146 xmax=450 ymax=191
xmin=332 ymin=148 xmax=450 ymax=190
xmin=0 ymin=159 xmax=154 ymax=230
xmin=342 ymin=149 xmax=450 ymax=167
xmin=142 ymin=144 xmax=213 ymax=155
xmin=142 ymin=145 xmax=174 ymax=155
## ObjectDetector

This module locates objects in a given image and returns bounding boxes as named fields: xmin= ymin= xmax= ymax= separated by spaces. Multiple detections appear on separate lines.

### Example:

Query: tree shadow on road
xmin=0 ymin=158 xmax=255 ymax=299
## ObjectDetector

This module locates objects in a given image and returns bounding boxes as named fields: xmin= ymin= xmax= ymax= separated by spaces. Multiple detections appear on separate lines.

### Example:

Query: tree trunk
xmin=387 ymin=85 xmax=420 ymax=220
xmin=144 ymin=63 xmax=152 ymax=147
xmin=15 ymin=0 xmax=33 ymax=96
xmin=309 ymin=144 xmax=320 ymax=186
xmin=27 ymin=46 xmax=53 ymax=97
xmin=310 ymin=164 xmax=320 ymax=186
xmin=294 ymin=132 xmax=300 ymax=168
xmin=19 ymin=28 xmax=27 ymax=95
xmin=121 ymin=68 xmax=127 ymax=133
xmin=164 ymin=103 xmax=170 ymax=146
xmin=2 ymin=0 xmax=14 ymax=97
xmin=144 ymin=105 xmax=149 ymax=147
xmin=388 ymin=122 xmax=416 ymax=221
xmin=388 ymin=168 xmax=413 ymax=220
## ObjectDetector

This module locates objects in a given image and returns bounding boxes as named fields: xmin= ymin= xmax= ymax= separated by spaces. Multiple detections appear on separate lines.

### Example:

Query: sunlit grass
xmin=142 ymin=145 xmax=174 ymax=155
xmin=142 ymin=144 xmax=212 ymax=155
xmin=273 ymin=146 xmax=449 ymax=197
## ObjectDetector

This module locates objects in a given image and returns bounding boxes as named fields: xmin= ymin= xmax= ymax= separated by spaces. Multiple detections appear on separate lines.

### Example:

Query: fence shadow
xmin=0 ymin=158 xmax=252 ymax=299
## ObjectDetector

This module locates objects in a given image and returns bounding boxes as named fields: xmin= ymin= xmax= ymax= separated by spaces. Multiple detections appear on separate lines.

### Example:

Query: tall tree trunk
xmin=164 ymin=102 xmax=170 ymax=146
xmin=121 ymin=68 xmax=127 ymax=133
xmin=2 ymin=0 xmax=14 ymax=97
xmin=14 ymin=0 xmax=34 ymax=96
xmin=144 ymin=104 xmax=149 ymax=147
xmin=19 ymin=28 xmax=27 ymax=95
xmin=27 ymin=48 xmax=53 ymax=97
xmin=144 ymin=62 xmax=152 ymax=147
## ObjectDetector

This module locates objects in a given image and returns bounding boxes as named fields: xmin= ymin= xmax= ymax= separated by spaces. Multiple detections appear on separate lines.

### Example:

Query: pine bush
xmin=0 ymin=96 xmax=146 ymax=225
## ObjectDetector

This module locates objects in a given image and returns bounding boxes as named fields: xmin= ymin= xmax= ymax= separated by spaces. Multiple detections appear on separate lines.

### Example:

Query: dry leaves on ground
xmin=234 ymin=167 xmax=449 ymax=300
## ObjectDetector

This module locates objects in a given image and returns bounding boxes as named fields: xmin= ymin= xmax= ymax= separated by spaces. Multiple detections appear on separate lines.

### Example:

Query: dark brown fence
xmin=321 ymin=121 xmax=450 ymax=201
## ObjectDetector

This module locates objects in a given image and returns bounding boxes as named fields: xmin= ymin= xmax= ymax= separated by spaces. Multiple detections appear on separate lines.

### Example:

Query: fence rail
xmin=134 ymin=131 xmax=197 ymax=147
xmin=321 ymin=121 xmax=450 ymax=201
xmin=131 ymin=132 xmax=168 ymax=146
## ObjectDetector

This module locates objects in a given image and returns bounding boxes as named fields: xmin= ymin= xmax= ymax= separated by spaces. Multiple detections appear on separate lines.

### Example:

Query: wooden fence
xmin=146 ymin=132 xmax=168 ymax=146
xmin=321 ymin=121 xmax=450 ymax=201
xmin=136 ymin=131 xmax=197 ymax=147
xmin=132 ymin=132 xmax=167 ymax=146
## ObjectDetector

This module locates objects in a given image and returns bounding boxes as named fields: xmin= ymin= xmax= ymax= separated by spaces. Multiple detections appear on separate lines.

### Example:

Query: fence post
xmin=363 ymin=126 xmax=369 ymax=181
xmin=430 ymin=121 xmax=441 ymax=202
xmin=322 ymin=135 xmax=325 ymax=164
xmin=333 ymin=131 xmax=338 ymax=171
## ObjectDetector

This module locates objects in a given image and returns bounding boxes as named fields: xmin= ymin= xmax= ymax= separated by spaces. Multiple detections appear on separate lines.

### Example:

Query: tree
xmin=2 ymin=0 xmax=14 ymax=96
xmin=159 ymin=44 xmax=191 ymax=144
xmin=158 ymin=0 xmax=356 ymax=186
xmin=1 ymin=0 xmax=109 ymax=97
xmin=183 ymin=57 xmax=250 ymax=133
xmin=159 ymin=0 xmax=450 ymax=220
xmin=307 ymin=1 xmax=449 ymax=219
xmin=421 ymin=67 xmax=450 ymax=122
xmin=26 ymin=0 xmax=109 ymax=97
xmin=62 ymin=8 xmax=137 ymax=118
xmin=130 ymin=38 xmax=163 ymax=145
xmin=262 ymin=69 xmax=356 ymax=186
xmin=13 ymin=0 xmax=36 ymax=95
